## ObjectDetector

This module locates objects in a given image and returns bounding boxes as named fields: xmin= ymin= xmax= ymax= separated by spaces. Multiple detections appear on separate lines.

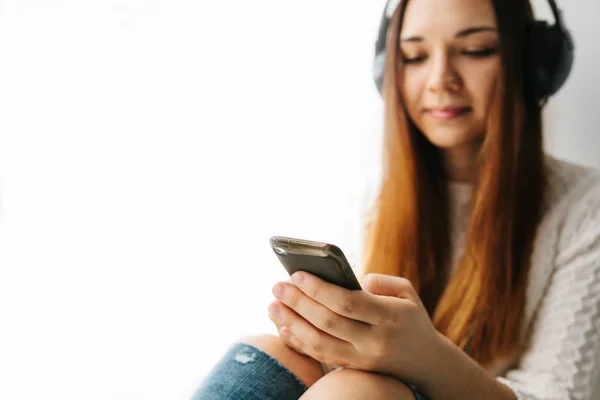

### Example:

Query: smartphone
xmin=270 ymin=236 xmax=362 ymax=291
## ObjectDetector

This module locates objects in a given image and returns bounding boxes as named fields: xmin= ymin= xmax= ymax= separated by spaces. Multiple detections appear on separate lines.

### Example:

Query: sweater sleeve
xmin=496 ymin=178 xmax=600 ymax=400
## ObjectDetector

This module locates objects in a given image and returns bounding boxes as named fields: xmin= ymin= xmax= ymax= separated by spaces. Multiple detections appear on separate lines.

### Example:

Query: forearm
xmin=417 ymin=334 xmax=517 ymax=400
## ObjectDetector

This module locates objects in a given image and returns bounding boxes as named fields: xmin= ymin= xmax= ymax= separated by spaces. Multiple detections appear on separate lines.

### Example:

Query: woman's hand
xmin=268 ymin=272 xmax=442 ymax=385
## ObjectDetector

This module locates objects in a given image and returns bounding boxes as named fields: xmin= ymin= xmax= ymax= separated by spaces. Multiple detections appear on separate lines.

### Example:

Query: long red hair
xmin=362 ymin=0 xmax=546 ymax=368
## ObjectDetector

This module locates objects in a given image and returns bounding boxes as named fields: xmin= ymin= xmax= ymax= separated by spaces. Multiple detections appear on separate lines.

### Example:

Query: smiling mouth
xmin=425 ymin=107 xmax=472 ymax=121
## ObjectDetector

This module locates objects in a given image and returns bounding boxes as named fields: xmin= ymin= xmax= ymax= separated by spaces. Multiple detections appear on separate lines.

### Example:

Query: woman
xmin=194 ymin=0 xmax=600 ymax=399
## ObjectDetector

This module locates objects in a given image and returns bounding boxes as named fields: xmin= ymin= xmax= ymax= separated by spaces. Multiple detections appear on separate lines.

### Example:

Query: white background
xmin=0 ymin=1 xmax=597 ymax=399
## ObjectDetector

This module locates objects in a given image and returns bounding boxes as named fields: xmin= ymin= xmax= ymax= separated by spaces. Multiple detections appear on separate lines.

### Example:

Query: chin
xmin=420 ymin=127 xmax=483 ymax=150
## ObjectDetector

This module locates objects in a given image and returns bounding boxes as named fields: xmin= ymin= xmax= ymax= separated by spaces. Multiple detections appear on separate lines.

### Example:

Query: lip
xmin=425 ymin=106 xmax=471 ymax=120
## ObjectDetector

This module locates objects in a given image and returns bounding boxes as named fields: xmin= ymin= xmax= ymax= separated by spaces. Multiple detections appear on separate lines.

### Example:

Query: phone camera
xmin=274 ymin=247 xmax=288 ymax=255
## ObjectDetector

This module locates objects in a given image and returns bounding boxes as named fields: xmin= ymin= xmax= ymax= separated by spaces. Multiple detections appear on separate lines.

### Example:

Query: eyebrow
xmin=400 ymin=26 xmax=497 ymax=42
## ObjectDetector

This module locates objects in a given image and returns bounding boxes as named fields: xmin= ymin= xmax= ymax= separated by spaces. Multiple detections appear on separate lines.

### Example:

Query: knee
xmin=239 ymin=334 xmax=324 ymax=387
xmin=301 ymin=368 xmax=415 ymax=400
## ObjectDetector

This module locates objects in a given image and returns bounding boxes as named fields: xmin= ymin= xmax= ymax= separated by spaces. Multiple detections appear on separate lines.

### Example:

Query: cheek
xmin=464 ymin=63 xmax=500 ymax=115
xmin=398 ymin=71 xmax=426 ymax=118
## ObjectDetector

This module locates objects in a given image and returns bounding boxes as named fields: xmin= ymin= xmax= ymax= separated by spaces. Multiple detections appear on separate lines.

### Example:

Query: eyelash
xmin=402 ymin=56 xmax=425 ymax=64
xmin=464 ymin=48 xmax=496 ymax=57
xmin=402 ymin=48 xmax=496 ymax=64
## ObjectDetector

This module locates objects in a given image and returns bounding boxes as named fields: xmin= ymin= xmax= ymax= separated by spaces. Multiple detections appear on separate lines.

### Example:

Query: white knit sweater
xmin=342 ymin=155 xmax=600 ymax=400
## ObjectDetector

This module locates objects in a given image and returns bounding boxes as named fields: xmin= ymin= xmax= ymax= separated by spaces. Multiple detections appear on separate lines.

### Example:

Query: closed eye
xmin=463 ymin=48 xmax=496 ymax=58
xmin=402 ymin=55 xmax=426 ymax=64
xmin=400 ymin=48 xmax=496 ymax=64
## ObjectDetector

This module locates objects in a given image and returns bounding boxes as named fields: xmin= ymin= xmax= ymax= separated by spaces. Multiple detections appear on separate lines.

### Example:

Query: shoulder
xmin=543 ymin=154 xmax=600 ymax=210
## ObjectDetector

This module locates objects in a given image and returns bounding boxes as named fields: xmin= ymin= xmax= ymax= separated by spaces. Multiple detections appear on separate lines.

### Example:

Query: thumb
xmin=361 ymin=273 xmax=416 ymax=300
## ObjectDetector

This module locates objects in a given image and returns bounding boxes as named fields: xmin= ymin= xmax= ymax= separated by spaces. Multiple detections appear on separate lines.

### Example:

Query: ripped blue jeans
xmin=191 ymin=343 xmax=429 ymax=400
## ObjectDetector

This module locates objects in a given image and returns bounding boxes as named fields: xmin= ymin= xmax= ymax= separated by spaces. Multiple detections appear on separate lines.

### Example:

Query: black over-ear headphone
xmin=373 ymin=0 xmax=574 ymax=102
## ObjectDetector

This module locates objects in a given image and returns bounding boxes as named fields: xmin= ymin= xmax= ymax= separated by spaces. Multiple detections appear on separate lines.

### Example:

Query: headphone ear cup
xmin=527 ymin=21 xmax=574 ymax=100
xmin=373 ymin=51 xmax=386 ymax=96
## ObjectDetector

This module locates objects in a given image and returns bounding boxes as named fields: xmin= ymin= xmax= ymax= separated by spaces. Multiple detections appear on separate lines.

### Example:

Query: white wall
xmin=0 ymin=1 xmax=382 ymax=399
xmin=533 ymin=0 xmax=600 ymax=168
xmin=0 ymin=1 xmax=597 ymax=400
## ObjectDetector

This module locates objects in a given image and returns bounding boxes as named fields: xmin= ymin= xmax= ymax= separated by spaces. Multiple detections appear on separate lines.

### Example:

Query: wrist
xmin=416 ymin=333 xmax=517 ymax=400
xmin=391 ymin=331 xmax=449 ymax=392
xmin=416 ymin=331 xmax=451 ymax=391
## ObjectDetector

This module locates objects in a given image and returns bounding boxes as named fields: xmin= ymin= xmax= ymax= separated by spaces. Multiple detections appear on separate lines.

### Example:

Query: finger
xmin=279 ymin=327 xmax=323 ymax=363
xmin=361 ymin=273 xmax=419 ymax=302
xmin=288 ymin=272 xmax=393 ymax=326
xmin=277 ymin=325 xmax=306 ymax=354
xmin=274 ymin=281 xmax=371 ymax=342
xmin=270 ymin=299 xmax=355 ymax=365
xmin=269 ymin=303 xmax=306 ymax=354
xmin=279 ymin=326 xmax=303 ymax=349
xmin=268 ymin=312 xmax=284 ymax=337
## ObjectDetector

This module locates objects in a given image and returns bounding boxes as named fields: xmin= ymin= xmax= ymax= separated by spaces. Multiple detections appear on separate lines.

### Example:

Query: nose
xmin=427 ymin=50 xmax=462 ymax=93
